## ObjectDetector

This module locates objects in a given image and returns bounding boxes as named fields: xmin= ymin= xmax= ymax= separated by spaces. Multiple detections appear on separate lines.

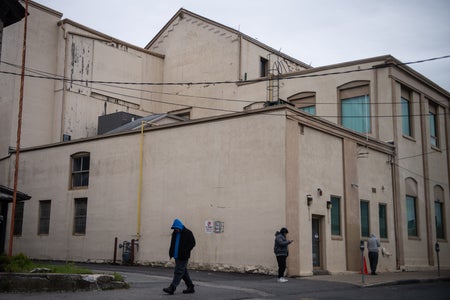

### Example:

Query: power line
xmin=1 ymin=55 xmax=449 ymax=87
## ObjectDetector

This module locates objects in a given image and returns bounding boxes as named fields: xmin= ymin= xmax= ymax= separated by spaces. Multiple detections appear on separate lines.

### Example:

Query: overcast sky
xmin=35 ymin=0 xmax=450 ymax=91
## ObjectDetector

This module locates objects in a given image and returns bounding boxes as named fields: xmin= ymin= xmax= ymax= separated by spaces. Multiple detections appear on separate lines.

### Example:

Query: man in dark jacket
xmin=274 ymin=227 xmax=293 ymax=282
xmin=163 ymin=218 xmax=196 ymax=295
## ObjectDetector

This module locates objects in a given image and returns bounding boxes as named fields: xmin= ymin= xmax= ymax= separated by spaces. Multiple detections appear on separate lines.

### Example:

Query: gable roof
xmin=145 ymin=8 xmax=311 ymax=70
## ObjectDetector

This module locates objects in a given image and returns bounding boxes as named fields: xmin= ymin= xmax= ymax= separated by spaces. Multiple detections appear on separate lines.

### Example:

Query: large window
xmin=73 ymin=198 xmax=88 ymax=235
xmin=360 ymin=200 xmax=370 ymax=237
xmin=379 ymin=204 xmax=388 ymax=239
xmin=331 ymin=196 xmax=341 ymax=236
xmin=339 ymin=81 xmax=371 ymax=133
xmin=406 ymin=195 xmax=418 ymax=237
xmin=429 ymin=102 xmax=439 ymax=147
xmin=38 ymin=200 xmax=51 ymax=235
xmin=401 ymin=89 xmax=412 ymax=137
xmin=434 ymin=185 xmax=445 ymax=240
xmin=71 ymin=152 xmax=90 ymax=189
xmin=288 ymin=92 xmax=316 ymax=115
xmin=13 ymin=201 xmax=25 ymax=236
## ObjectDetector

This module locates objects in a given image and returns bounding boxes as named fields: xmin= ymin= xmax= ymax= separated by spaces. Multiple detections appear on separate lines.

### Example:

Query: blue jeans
xmin=171 ymin=259 xmax=193 ymax=288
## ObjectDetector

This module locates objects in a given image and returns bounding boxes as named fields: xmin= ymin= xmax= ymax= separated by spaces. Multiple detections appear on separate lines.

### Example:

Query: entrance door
xmin=312 ymin=216 xmax=322 ymax=269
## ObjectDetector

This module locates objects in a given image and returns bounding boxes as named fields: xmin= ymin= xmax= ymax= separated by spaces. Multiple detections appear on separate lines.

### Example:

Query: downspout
xmin=136 ymin=121 xmax=145 ymax=240
xmin=419 ymin=93 xmax=433 ymax=266
xmin=238 ymin=33 xmax=242 ymax=81
xmin=389 ymin=68 xmax=403 ymax=269
xmin=60 ymin=23 xmax=68 ymax=141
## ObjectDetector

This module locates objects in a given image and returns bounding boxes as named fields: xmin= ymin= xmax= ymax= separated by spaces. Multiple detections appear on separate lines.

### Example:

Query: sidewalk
xmin=302 ymin=269 xmax=450 ymax=288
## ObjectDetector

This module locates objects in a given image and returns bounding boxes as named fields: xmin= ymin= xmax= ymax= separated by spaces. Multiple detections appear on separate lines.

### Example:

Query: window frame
xmin=330 ymin=195 xmax=341 ymax=236
xmin=400 ymin=87 xmax=414 ymax=138
xmin=287 ymin=92 xmax=316 ymax=115
xmin=70 ymin=152 xmax=90 ymax=189
xmin=360 ymin=200 xmax=370 ymax=238
xmin=406 ymin=195 xmax=418 ymax=237
xmin=38 ymin=200 xmax=51 ymax=235
xmin=378 ymin=203 xmax=388 ymax=239
xmin=429 ymin=101 xmax=439 ymax=148
xmin=73 ymin=198 xmax=88 ymax=235
xmin=260 ymin=57 xmax=268 ymax=78
xmin=434 ymin=185 xmax=446 ymax=240
xmin=338 ymin=81 xmax=371 ymax=134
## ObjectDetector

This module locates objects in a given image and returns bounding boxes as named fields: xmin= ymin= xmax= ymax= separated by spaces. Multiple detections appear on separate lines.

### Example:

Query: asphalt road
xmin=3 ymin=263 xmax=450 ymax=299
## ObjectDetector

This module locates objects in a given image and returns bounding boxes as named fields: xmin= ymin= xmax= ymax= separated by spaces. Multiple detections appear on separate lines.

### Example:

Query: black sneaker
xmin=182 ymin=285 xmax=195 ymax=294
xmin=163 ymin=285 xmax=176 ymax=295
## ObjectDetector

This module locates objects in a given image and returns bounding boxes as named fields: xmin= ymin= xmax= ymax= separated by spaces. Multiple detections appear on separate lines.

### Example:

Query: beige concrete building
xmin=0 ymin=1 xmax=449 ymax=276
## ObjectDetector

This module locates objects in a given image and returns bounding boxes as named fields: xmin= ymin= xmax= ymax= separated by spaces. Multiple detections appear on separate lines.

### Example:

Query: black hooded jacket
xmin=169 ymin=219 xmax=196 ymax=260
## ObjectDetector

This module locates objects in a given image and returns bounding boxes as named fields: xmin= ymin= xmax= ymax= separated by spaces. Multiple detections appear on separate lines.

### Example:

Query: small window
xmin=260 ymin=57 xmax=268 ymax=77
xmin=331 ymin=196 xmax=341 ymax=236
xmin=401 ymin=87 xmax=414 ymax=137
xmin=38 ymin=200 xmax=51 ymax=235
xmin=360 ymin=200 xmax=370 ymax=237
xmin=71 ymin=152 xmax=90 ymax=189
xmin=406 ymin=195 xmax=418 ymax=237
xmin=287 ymin=92 xmax=316 ymax=115
xmin=429 ymin=101 xmax=439 ymax=147
xmin=73 ymin=198 xmax=88 ymax=235
xmin=13 ymin=201 xmax=25 ymax=236
xmin=339 ymin=81 xmax=371 ymax=133
xmin=379 ymin=204 xmax=388 ymax=239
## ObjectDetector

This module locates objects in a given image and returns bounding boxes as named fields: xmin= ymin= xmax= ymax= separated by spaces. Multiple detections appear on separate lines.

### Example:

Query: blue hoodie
xmin=171 ymin=219 xmax=183 ymax=259
xmin=169 ymin=218 xmax=196 ymax=260
xmin=171 ymin=218 xmax=184 ymax=230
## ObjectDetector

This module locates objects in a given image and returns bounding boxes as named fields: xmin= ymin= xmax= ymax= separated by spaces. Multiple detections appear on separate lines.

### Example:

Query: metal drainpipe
xmin=136 ymin=121 xmax=145 ymax=240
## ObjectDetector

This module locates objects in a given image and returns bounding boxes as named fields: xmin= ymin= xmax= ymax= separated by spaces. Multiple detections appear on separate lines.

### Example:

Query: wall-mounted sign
xmin=205 ymin=220 xmax=224 ymax=233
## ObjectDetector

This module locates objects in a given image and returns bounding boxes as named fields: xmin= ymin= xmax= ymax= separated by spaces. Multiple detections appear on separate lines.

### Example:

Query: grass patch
xmin=0 ymin=253 xmax=91 ymax=274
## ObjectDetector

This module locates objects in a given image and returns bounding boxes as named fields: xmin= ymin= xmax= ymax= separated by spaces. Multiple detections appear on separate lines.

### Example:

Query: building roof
xmin=0 ymin=0 xmax=25 ymax=27
xmin=145 ymin=8 xmax=311 ymax=70
xmin=0 ymin=185 xmax=31 ymax=202
xmin=104 ymin=113 xmax=186 ymax=134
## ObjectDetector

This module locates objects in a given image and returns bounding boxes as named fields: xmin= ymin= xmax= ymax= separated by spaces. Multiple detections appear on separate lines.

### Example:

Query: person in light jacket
xmin=274 ymin=227 xmax=293 ymax=282
xmin=163 ymin=218 xmax=196 ymax=295
xmin=367 ymin=233 xmax=380 ymax=275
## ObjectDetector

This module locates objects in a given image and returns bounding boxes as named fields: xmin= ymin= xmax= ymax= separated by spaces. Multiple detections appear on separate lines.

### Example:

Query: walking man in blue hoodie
xmin=163 ymin=218 xmax=196 ymax=295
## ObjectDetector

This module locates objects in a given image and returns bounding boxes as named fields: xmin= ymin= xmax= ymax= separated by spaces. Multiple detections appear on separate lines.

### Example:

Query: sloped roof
xmin=0 ymin=0 xmax=25 ymax=27
xmin=145 ymin=8 xmax=311 ymax=70
xmin=0 ymin=185 xmax=31 ymax=202
xmin=105 ymin=113 xmax=186 ymax=134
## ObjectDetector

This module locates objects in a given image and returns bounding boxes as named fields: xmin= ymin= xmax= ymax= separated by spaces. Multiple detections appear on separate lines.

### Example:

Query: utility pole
xmin=8 ymin=0 xmax=28 ymax=256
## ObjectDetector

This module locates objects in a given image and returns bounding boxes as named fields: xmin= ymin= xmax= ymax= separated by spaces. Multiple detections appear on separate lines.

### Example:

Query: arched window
xmin=70 ymin=152 xmax=90 ymax=189
xmin=434 ymin=185 xmax=445 ymax=239
xmin=405 ymin=177 xmax=418 ymax=237
xmin=287 ymin=92 xmax=316 ymax=115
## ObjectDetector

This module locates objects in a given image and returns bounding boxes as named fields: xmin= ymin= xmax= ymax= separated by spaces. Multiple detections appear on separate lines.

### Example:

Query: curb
xmin=0 ymin=273 xmax=128 ymax=293
xmin=361 ymin=276 xmax=450 ymax=288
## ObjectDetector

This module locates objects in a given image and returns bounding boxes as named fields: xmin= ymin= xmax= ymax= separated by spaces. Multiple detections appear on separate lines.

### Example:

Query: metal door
xmin=312 ymin=216 xmax=321 ymax=268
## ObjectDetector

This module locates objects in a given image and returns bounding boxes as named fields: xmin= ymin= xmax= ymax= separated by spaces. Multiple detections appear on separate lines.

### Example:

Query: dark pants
xmin=171 ymin=259 xmax=193 ymax=288
xmin=276 ymin=255 xmax=287 ymax=278
xmin=368 ymin=251 xmax=379 ymax=274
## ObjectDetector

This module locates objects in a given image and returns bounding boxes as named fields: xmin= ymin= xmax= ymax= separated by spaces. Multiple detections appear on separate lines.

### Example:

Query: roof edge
xmin=58 ymin=19 xmax=165 ymax=58
xmin=145 ymin=8 xmax=311 ymax=69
